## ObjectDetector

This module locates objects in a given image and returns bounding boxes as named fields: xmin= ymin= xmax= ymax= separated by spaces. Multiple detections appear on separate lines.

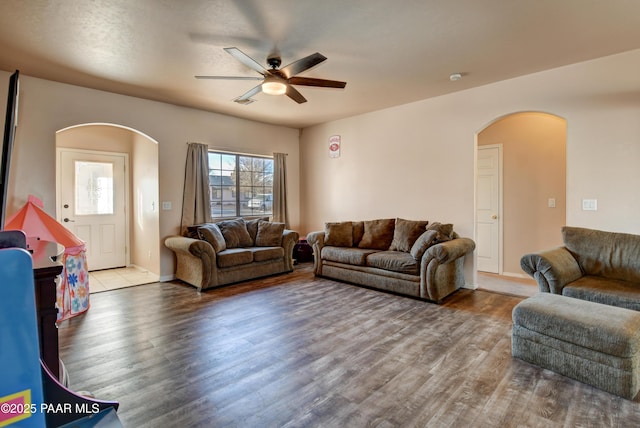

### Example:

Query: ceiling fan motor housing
xmin=267 ymin=54 xmax=282 ymax=69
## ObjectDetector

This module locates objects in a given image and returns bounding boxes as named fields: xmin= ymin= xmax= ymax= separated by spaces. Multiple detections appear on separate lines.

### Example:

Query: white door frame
xmin=56 ymin=147 xmax=130 ymax=268
xmin=475 ymin=143 xmax=503 ymax=275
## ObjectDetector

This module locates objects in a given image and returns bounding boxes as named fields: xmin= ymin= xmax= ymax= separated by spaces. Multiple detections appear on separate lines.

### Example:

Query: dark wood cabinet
xmin=29 ymin=238 xmax=64 ymax=379
xmin=293 ymin=238 xmax=314 ymax=263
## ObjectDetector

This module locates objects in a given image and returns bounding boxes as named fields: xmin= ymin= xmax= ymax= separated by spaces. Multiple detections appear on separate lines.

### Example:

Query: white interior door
xmin=58 ymin=149 xmax=127 ymax=271
xmin=476 ymin=145 xmax=502 ymax=273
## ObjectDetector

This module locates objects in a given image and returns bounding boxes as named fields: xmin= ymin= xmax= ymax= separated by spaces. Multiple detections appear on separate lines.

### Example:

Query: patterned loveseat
xmin=165 ymin=217 xmax=298 ymax=291
xmin=307 ymin=218 xmax=475 ymax=303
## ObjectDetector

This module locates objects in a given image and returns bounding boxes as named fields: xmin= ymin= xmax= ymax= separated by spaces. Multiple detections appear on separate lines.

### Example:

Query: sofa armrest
xmin=164 ymin=236 xmax=217 ymax=290
xmin=306 ymin=231 xmax=325 ymax=275
xmin=420 ymin=237 xmax=475 ymax=302
xmin=424 ymin=237 xmax=476 ymax=265
xmin=521 ymin=247 xmax=583 ymax=294
xmin=282 ymin=229 xmax=300 ymax=271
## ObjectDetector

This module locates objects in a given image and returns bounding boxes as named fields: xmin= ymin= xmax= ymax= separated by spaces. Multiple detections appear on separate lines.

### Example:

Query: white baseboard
xmin=463 ymin=283 xmax=478 ymax=290
xmin=159 ymin=274 xmax=175 ymax=282
xmin=501 ymin=271 xmax=530 ymax=279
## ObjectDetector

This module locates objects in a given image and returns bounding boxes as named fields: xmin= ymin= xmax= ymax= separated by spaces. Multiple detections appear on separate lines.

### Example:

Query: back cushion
xmin=197 ymin=223 xmax=227 ymax=253
xmin=352 ymin=221 xmax=365 ymax=247
xmin=389 ymin=218 xmax=429 ymax=252
xmin=246 ymin=216 xmax=270 ymax=245
xmin=216 ymin=218 xmax=253 ymax=248
xmin=324 ymin=222 xmax=353 ymax=247
xmin=358 ymin=218 xmax=395 ymax=250
xmin=563 ymin=226 xmax=640 ymax=283
xmin=410 ymin=230 xmax=438 ymax=261
xmin=426 ymin=222 xmax=454 ymax=243
xmin=255 ymin=220 xmax=285 ymax=247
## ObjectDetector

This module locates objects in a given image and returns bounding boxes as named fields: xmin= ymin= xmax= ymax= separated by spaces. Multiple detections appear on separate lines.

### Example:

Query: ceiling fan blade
xmin=280 ymin=52 xmax=327 ymax=78
xmin=224 ymin=47 xmax=267 ymax=75
xmin=195 ymin=75 xmax=262 ymax=80
xmin=286 ymin=85 xmax=307 ymax=104
xmin=234 ymin=84 xmax=263 ymax=103
xmin=288 ymin=77 xmax=346 ymax=88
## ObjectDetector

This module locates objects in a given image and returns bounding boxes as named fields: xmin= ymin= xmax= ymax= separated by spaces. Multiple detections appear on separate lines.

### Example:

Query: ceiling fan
xmin=195 ymin=47 xmax=346 ymax=104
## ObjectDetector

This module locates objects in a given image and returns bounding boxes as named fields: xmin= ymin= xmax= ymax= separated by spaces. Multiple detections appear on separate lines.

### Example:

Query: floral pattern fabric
xmin=56 ymin=249 xmax=90 ymax=322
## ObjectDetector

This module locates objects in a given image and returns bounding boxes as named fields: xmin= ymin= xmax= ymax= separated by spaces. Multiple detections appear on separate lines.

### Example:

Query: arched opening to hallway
xmin=475 ymin=112 xmax=566 ymax=295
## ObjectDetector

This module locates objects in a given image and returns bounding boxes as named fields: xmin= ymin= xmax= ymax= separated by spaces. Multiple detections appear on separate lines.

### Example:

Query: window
xmin=208 ymin=151 xmax=274 ymax=218
xmin=74 ymin=160 xmax=114 ymax=215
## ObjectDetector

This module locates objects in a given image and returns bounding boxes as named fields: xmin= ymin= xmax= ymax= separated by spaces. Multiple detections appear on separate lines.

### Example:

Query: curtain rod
xmin=186 ymin=142 xmax=287 ymax=157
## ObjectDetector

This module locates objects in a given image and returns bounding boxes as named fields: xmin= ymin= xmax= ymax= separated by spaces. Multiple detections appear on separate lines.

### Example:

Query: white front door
xmin=58 ymin=149 xmax=128 ymax=271
xmin=476 ymin=145 xmax=501 ymax=273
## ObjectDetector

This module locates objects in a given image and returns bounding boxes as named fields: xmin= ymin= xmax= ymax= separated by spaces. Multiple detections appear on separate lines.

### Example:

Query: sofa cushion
xmin=197 ymin=223 xmax=227 ymax=253
xmin=410 ymin=230 xmax=438 ymax=260
xmin=563 ymin=276 xmax=640 ymax=311
xmin=512 ymin=293 xmax=640 ymax=358
xmin=185 ymin=224 xmax=202 ymax=239
xmin=427 ymin=222 xmax=454 ymax=243
xmin=358 ymin=218 xmax=395 ymax=250
xmin=246 ymin=216 xmax=270 ymax=245
xmin=325 ymin=221 xmax=353 ymax=247
xmin=389 ymin=218 xmax=429 ymax=252
xmin=217 ymin=248 xmax=253 ymax=268
xmin=352 ymin=221 xmax=365 ymax=247
xmin=321 ymin=246 xmax=379 ymax=266
xmin=366 ymin=251 xmax=419 ymax=275
xmin=563 ymin=226 xmax=640 ymax=284
xmin=216 ymin=218 xmax=253 ymax=248
xmin=255 ymin=220 xmax=285 ymax=247
xmin=251 ymin=246 xmax=285 ymax=262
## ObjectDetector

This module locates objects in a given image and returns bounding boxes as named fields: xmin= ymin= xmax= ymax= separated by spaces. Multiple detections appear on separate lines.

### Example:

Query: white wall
xmin=0 ymin=73 xmax=300 ymax=280
xmin=130 ymin=131 xmax=160 ymax=274
xmin=300 ymin=49 xmax=640 ymax=286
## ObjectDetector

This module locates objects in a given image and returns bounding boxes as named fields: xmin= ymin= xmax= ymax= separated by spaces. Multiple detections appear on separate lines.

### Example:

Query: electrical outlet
xmin=162 ymin=201 xmax=172 ymax=210
xmin=548 ymin=198 xmax=556 ymax=208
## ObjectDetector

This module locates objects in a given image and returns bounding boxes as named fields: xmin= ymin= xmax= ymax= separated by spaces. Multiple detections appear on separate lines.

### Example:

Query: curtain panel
xmin=273 ymin=152 xmax=289 ymax=228
xmin=181 ymin=143 xmax=211 ymax=233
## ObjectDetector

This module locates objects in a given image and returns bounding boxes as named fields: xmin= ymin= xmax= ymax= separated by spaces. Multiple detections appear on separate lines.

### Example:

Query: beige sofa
xmin=307 ymin=218 xmax=475 ymax=302
xmin=165 ymin=217 xmax=298 ymax=291
xmin=521 ymin=226 xmax=640 ymax=310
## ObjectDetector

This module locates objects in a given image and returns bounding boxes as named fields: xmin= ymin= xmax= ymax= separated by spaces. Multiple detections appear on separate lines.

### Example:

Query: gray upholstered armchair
xmin=521 ymin=226 xmax=640 ymax=310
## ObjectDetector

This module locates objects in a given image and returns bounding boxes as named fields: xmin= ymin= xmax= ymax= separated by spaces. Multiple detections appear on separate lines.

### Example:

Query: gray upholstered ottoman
xmin=512 ymin=293 xmax=640 ymax=399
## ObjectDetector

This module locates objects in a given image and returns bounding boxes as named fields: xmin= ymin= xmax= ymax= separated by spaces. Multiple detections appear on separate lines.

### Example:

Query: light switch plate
xmin=162 ymin=201 xmax=172 ymax=210
xmin=582 ymin=199 xmax=597 ymax=211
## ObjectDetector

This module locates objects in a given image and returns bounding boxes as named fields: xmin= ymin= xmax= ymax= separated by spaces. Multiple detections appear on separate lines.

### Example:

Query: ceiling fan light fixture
xmin=262 ymin=77 xmax=287 ymax=95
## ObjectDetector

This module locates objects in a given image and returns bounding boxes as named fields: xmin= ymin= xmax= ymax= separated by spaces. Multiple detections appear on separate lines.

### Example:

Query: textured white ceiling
xmin=1 ymin=0 xmax=639 ymax=128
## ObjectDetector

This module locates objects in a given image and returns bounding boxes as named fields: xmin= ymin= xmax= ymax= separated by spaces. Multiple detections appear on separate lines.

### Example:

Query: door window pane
xmin=75 ymin=161 xmax=114 ymax=215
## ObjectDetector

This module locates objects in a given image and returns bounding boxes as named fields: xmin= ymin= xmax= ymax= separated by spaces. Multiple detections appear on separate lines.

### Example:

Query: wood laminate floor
xmin=58 ymin=264 xmax=640 ymax=427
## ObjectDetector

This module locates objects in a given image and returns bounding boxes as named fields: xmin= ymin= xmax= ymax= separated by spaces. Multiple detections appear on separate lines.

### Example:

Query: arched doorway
xmin=55 ymin=123 xmax=160 ymax=291
xmin=475 ymin=112 xmax=567 ymax=282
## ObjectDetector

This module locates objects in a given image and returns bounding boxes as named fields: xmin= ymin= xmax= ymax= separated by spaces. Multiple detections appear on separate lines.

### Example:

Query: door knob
xmin=491 ymin=214 xmax=498 ymax=219
xmin=63 ymin=218 xmax=75 ymax=223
